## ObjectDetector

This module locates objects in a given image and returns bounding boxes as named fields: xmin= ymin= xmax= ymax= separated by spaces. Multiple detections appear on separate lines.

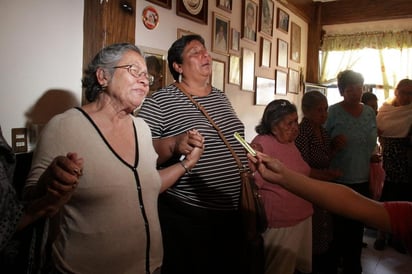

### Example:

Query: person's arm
xmin=158 ymin=146 xmax=203 ymax=192
xmin=249 ymin=152 xmax=392 ymax=233
xmin=153 ymin=130 xmax=204 ymax=165
xmin=157 ymin=129 xmax=204 ymax=192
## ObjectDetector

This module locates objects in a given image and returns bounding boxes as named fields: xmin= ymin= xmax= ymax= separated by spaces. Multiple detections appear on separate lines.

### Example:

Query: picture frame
xmin=177 ymin=28 xmax=196 ymax=38
xmin=288 ymin=68 xmax=300 ymax=94
xmin=242 ymin=0 xmax=258 ymax=42
xmin=241 ymin=47 xmax=255 ymax=91
xmin=275 ymin=70 xmax=287 ymax=95
xmin=259 ymin=0 xmax=274 ymax=37
xmin=290 ymin=22 xmax=301 ymax=62
xmin=230 ymin=28 xmax=240 ymax=52
xmin=305 ymin=82 xmax=327 ymax=95
xmin=276 ymin=8 xmax=289 ymax=33
xmin=277 ymin=39 xmax=288 ymax=68
xmin=140 ymin=46 xmax=174 ymax=89
xmin=146 ymin=0 xmax=171 ymax=9
xmin=212 ymin=12 xmax=230 ymax=55
xmin=255 ymin=77 xmax=275 ymax=105
xmin=211 ymin=59 xmax=225 ymax=91
xmin=260 ymin=38 xmax=271 ymax=68
xmin=217 ymin=0 xmax=232 ymax=13
xmin=229 ymin=55 xmax=240 ymax=85
xmin=176 ymin=0 xmax=208 ymax=25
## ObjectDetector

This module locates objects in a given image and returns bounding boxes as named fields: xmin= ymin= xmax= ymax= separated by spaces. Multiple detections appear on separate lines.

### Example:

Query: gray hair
xmin=82 ymin=43 xmax=142 ymax=102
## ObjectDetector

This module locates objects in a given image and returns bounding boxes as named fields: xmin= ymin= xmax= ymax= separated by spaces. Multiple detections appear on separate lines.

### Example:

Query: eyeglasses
xmin=113 ymin=64 xmax=154 ymax=85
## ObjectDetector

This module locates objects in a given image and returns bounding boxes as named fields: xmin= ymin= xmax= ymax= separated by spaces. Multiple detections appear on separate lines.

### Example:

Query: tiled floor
xmin=361 ymin=228 xmax=412 ymax=274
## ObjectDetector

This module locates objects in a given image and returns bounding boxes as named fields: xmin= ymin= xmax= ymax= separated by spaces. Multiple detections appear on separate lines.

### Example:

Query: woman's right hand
xmin=38 ymin=152 xmax=83 ymax=216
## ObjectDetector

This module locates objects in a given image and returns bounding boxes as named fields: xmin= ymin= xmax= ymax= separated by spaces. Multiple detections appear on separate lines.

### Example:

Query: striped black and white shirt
xmin=138 ymin=84 xmax=248 ymax=210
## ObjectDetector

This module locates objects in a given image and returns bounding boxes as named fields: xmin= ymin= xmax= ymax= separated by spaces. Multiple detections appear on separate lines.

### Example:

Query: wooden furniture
xmin=82 ymin=0 xmax=136 ymax=104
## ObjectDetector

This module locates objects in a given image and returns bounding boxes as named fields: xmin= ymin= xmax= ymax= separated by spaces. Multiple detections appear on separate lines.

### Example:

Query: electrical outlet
xmin=11 ymin=128 xmax=28 ymax=153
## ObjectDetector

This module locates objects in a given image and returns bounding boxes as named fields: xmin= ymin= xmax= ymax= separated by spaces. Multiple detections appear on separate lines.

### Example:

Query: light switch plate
xmin=11 ymin=128 xmax=28 ymax=153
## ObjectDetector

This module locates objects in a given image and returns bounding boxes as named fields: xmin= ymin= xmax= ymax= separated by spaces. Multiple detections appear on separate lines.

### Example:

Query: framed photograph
xmin=146 ymin=0 xmax=171 ymax=9
xmin=217 ymin=0 xmax=232 ymax=13
xmin=177 ymin=28 xmax=196 ymax=38
xmin=231 ymin=28 xmax=240 ymax=52
xmin=288 ymin=68 xmax=300 ymax=94
xmin=275 ymin=70 xmax=287 ymax=95
xmin=277 ymin=39 xmax=288 ymax=68
xmin=259 ymin=0 xmax=274 ymax=37
xmin=176 ymin=0 xmax=208 ymax=25
xmin=242 ymin=0 xmax=258 ymax=42
xmin=276 ymin=8 xmax=289 ymax=33
xmin=260 ymin=38 xmax=271 ymax=68
xmin=212 ymin=13 xmax=230 ymax=55
xmin=255 ymin=77 xmax=275 ymax=105
xmin=290 ymin=22 xmax=301 ymax=62
xmin=241 ymin=47 xmax=255 ymax=91
xmin=140 ymin=45 xmax=174 ymax=88
xmin=229 ymin=55 xmax=241 ymax=85
xmin=211 ymin=59 xmax=225 ymax=91
xmin=305 ymin=82 xmax=327 ymax=95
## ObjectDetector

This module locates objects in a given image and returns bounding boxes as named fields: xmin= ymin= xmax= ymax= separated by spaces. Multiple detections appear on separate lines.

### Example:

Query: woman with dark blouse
xmin=295 ymin=91 xmax=342 ymax=274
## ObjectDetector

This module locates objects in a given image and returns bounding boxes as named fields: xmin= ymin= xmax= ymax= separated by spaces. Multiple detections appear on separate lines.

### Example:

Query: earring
xmin=178 ymin=73 xmax=182 ymax=83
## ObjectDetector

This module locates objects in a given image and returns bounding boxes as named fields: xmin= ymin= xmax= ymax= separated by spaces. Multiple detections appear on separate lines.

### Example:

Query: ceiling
xmin=286 ymin=0 xmax=412 ymax=25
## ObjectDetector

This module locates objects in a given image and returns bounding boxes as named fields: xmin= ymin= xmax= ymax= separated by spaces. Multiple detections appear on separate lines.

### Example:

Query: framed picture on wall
xmin=229 ymin=55 xmax=241 ymax=85
xmin=277 ymin=39 xmax=288 ymax=68
xmin=275 ymin=70 xmax=287 ymax=95
xmin=276 ymin=8 xmax=289 ymax=33
xmin=290 ymin=22 xmax=301 ymax=62
xmin=260 ymin=38 xmax=271 ymax=68
xmin=177 ymin=28 xmax=196 ymax=38
xmin=255 ymin=77 xmax=275 ymax=105
xmin=212 ymin=12 xmax=230 ymax=55
xmin=241 ymin=47 xmax=255 ymax=91
xmin=176 ymin=0 xmax=208 ymax=25
xmin=242 ymin=0 xmax=258 ymax=42
xmin=231 ymin=28 xmax=240 ymax=52
xmin=288 ymin=68 xmax=300 ymax=94
xmin=211 ymin=59 xmax=225 ymax=91
xmin=259 ymin=0 xmax=274 ymax=37
xmin=146 ymin=0 xmax=171 ymax=9
xmin=217 ymin=0 xmax=232 ymax=13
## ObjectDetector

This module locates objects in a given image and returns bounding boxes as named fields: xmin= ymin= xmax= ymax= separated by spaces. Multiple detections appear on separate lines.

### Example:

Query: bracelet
xmin=179 ymin=160 xmax=192 ymax=174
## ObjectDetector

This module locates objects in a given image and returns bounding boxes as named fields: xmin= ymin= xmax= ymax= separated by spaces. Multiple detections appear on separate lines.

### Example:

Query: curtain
xmin=319 ymin=30 xmax=412 ymax=98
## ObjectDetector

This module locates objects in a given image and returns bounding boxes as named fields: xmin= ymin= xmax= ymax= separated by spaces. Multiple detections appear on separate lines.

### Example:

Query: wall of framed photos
xmin=136 ymin=0 xmax=308 ymax=141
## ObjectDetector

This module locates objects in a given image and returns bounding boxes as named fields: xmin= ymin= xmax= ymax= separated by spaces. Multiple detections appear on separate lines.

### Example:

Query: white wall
xmin=0 ymin=0 xmax=307 ymax=146
xmin=0 ymin=0 xmax=84 ymax=146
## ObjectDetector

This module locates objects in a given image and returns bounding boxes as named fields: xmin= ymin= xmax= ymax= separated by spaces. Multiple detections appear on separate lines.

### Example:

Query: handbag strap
xmin=175 ymin=83 xmax=245 ymax=171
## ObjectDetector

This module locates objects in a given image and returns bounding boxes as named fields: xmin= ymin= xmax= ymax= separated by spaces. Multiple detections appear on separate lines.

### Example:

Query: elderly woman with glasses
xmin=251 ymin=99 xmax=313 ymax=274
xmin=23 ymin=43 xmax=204 ymax=274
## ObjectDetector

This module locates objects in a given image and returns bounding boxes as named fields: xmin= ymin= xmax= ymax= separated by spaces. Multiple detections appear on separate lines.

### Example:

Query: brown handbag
xmin=176 ymin=83 xmax=267 ymax=274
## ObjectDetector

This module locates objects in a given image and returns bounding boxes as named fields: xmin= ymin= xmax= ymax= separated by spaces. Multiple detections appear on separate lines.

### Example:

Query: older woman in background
xmin=295 ymin=91 xmax=342 ymax=274
xmin=325 ymin=70 xmax=377 ymax=274
xmin=251 ymin=99 xmax=313 ymax=274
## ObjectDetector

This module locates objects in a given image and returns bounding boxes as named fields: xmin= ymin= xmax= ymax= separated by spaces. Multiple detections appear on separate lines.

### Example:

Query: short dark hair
xmin=255 ymin=99 xmax=297 ymax=134
xmin=301 ymin=90 xmax=327 ymax=116
xmin=167 ymin=35 xmax=205 ymax=81
xmin=361 ymin=92 xmax=377 ymax=105
xmin=337 ymin=70 xmax=364 ymax=96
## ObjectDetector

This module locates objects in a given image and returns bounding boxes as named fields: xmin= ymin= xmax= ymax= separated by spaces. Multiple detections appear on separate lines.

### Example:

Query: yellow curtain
xmin=321 ymin=30 xmax=412 ymax=51
xmin=319 ymin=30 xmax=412 ymax=98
